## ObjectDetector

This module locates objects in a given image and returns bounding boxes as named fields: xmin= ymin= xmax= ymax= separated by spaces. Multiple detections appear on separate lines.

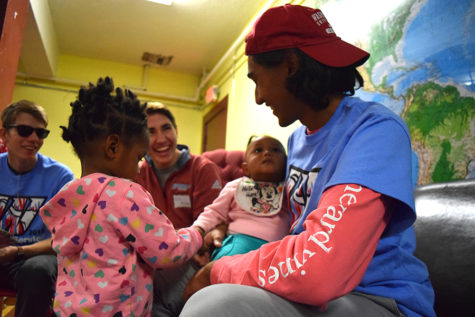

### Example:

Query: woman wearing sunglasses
xmin=0 ymin=100 xmax=74 ymax=317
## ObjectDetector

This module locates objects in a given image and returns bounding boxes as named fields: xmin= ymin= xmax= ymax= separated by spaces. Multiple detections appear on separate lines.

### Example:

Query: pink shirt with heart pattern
xmin=40 ymin=173 xmax=202 ymax=317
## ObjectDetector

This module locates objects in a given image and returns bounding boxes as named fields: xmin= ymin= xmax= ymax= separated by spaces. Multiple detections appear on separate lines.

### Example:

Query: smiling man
xmin=135 ymin=102 xmax=223 ymax=316
xmin=136 ymin=102 xmax=223 ymax=228
xmin=0 ymin=100 xmax=74 ymax=317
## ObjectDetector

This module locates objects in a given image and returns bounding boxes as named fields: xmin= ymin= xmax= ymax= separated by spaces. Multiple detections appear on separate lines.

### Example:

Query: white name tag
xmin=173 ymin=195 xmax=191 ymax=208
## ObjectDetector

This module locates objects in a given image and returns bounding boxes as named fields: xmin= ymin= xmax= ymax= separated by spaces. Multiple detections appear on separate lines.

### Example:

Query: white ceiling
xmin=20 ymin=0 xmax=271 ymax=77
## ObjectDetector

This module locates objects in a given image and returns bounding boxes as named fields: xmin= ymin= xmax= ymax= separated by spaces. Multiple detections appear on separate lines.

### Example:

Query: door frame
xmin=202 ymin=95 xmax=228 ymax=152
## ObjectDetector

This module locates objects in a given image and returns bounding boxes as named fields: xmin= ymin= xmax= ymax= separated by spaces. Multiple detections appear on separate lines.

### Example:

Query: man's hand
xmin=183 ymin=261 xmax=214 ymax=302
xmin=0 ymin=238 xmax=54 ymax=263
xmin=192 ymin=224 xmax=227 ymax=267
xmin=0 ymin=229 xmax=14 ymax=248
xmin=0 ymin=245 xmax=18 ymax=263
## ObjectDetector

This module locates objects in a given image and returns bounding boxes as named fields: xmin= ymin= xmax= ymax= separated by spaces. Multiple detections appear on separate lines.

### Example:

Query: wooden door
xmin=202 ymin=96 xmax=228 ymax=152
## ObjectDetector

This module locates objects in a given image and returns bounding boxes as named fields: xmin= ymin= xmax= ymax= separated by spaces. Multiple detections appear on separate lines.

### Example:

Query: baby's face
xmin=244 ymin=136 xmax=286 ymax=182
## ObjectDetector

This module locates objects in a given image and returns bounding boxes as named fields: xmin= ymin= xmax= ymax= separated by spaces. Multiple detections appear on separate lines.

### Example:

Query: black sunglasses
xmin=7 ymin=125 xmax=50 ymax=139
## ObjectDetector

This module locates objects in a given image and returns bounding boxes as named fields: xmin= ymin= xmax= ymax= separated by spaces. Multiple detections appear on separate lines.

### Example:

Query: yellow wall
xmin=13 ymin=54 xmax=202 ymax=177
xmin=202 ymin=0 xmax=305 ymax=152
xmin=10 ymin=0 xmax=473 ymax=187
xmin=212 ymin=52 xmax=299 ymax=152
xmin=11 ymin=0 xmax=305 ymax=176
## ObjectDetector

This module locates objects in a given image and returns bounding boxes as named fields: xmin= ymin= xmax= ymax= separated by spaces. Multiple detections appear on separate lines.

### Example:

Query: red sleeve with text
xmin=210 ymin=184 xmax=392 ymax=307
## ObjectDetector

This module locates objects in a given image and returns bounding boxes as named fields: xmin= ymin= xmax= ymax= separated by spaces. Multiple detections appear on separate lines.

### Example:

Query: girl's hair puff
xmin=61 ymin=77 xmax=147 ymax=157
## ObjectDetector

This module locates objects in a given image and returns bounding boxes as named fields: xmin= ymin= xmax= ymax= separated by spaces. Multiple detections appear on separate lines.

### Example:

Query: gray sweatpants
xmin=152 ymin=260 xmax=199 ymax=316
xmin=180 ymin=284 xmax=404 ymax=317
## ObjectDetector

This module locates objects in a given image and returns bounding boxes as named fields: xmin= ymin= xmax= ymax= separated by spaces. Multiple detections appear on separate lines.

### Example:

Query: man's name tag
xmin=173 ymin=194 xmax=191 ymax=208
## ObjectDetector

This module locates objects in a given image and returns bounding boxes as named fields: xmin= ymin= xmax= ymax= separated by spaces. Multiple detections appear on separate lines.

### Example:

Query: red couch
xmin=201 ymin=149 xmax=245 ymax=184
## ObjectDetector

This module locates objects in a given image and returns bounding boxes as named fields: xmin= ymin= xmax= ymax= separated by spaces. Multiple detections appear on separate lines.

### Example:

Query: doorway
xmin=202 ymin=96 xmax=228 ymax=152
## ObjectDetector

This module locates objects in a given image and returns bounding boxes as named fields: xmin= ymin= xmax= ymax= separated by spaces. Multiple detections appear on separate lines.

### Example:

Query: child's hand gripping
xmin=192 ymin=224 xmax=227 ymax=267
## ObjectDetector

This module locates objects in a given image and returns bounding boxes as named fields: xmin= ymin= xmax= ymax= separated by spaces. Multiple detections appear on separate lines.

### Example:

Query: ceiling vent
xmin=142 ymin=52 xmax=174 ymax=66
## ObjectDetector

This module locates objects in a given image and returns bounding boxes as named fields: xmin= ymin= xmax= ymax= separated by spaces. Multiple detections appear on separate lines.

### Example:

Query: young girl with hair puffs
xmin=40 ymin=77 xmax=203 ymax=317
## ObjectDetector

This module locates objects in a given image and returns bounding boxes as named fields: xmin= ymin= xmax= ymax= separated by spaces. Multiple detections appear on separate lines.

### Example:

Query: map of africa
xmin=320 ymin=0 xmax=475 ymax=185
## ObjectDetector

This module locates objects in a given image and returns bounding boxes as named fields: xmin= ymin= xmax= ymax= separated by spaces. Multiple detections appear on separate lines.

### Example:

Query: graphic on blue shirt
xmin=286 ymin=165 xmax=321 ymax=232
xmin=0 ymin=194 xmax=46 ymax=237
xmin=284 ymin=96 xmax=434 ymax=316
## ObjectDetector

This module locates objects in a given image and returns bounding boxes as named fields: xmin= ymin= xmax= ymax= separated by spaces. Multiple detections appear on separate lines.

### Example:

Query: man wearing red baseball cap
xmin=182 ymin=4 xmax=435 ymax=317
xmin=245 ymin=4 xmax=369 ymax=68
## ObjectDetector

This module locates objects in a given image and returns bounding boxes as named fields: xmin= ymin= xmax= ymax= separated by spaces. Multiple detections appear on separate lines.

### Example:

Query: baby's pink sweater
xmin=194 ymin=178 xmax=290 ymax=242
xmin=40 ymin=173 xmax=202 ymax=317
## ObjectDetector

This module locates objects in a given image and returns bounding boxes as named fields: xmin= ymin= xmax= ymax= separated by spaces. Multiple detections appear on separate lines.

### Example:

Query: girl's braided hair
xmin=61 ymin=77 xmax=147 ymax=157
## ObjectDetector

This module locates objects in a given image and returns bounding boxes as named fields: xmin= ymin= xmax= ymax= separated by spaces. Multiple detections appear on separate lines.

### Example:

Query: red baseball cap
xmin=245 ymin=4 xmax=369 ymax=67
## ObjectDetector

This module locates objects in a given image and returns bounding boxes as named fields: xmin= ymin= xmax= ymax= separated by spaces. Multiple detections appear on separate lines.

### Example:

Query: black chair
xmin=413 ymin=179 xmax=475 ymax=317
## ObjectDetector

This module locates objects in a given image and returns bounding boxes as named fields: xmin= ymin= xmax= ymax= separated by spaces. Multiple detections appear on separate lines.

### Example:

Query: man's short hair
xmin=1 ymin=100 xmax=48 ymax=128
xmin=145 ymin=102 xmax=177 ymax=128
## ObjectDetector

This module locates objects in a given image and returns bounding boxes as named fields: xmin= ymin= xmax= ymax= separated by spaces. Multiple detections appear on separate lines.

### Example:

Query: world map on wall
xmin=322 ymin=0 xmax=475 ymax=185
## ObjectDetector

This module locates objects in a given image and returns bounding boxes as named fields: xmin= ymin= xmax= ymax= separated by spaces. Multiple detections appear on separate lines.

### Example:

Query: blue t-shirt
xmin=0 ymin=152 xmax=74 ymax=246
xmin=286 ymin=96 xmax=435 ymax=317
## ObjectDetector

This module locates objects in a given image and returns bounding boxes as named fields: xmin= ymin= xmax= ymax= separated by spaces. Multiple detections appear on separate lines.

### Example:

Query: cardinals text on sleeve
xmin=258 ymin=184 xmax=361 ymax=287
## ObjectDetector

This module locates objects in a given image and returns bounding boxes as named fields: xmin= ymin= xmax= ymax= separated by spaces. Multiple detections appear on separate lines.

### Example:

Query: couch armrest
xmin=413 ymin=179 xmax=475 ymax=316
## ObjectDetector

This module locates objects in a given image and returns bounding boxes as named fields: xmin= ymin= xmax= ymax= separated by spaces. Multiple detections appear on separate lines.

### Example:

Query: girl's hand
xmin=192 ymin=226 xmax=206 ymax=240
xmin=183 ymin=261 xmax=214 ymax=301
